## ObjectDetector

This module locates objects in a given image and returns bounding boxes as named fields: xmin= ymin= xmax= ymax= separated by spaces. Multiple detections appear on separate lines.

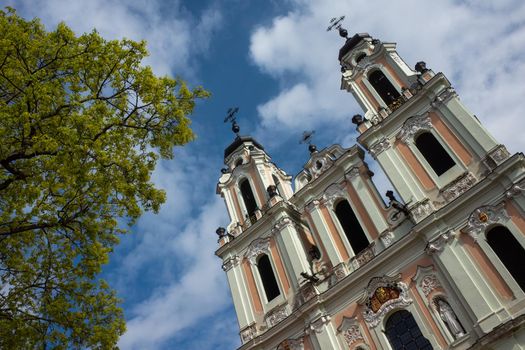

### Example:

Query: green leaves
xmin=0 ymin=8 xmax=208 ymax=348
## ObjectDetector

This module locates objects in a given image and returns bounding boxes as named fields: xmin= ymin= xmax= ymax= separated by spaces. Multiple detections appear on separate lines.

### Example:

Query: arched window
xmin=257 ymin=254 xmax=280 ymax=302
xmin=240 ymin=179 xmax=257 ymax=218
xmin=335 ymin=200 xmax=369 ymax=255
xmin=385 ymin=310 xmax=433 ymax=350
xmin=368 ymin=70 xmax=400 ymax=105
xmin=415 ymin=132 xmax=456 ymax=176
xmin=486 ymin=226 xmax=525 ymax=291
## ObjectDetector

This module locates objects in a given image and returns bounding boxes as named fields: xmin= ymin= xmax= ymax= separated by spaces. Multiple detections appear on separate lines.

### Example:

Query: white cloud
xmin=7 ymin=0 xmax=222 ymax=77
xmin=250 ymin=0 xmax=525 ymax=153
xmin=118 ymin=196 xmax=232 ymax=350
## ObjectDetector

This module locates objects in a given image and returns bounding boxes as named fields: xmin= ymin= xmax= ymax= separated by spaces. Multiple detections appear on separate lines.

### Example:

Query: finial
xmin=415 ymin=61 xmax=429 ymax=73
xmin=215 ymin=227 xmax=226 ymax=237
xmin=299 ymin=130 xmax=317 ymax=154
xmin=327 ymin=16 xmax=348 ymax=39
xmin=351 ymin=114 xmax=366 ymax=126
xmin=224 ymin=107 xmax=240 ymax=137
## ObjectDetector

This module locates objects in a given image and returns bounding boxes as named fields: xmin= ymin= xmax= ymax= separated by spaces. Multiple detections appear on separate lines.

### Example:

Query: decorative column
xmin=369 ymin=136 xmax=427 ymax=204
xmin=306 ymin=315 xmax=342 ymax=350
xmin=272 ymin=216 xmax=312 ymax=286
xmin=305 ymin=200 xmax=345 ymax=267
xmin=222 ymin=255 xmax=256 ymax=329
xmin=345 ymin=167 xmax=388 ymax=234
xmin=426 ymin=229 xmax=508 ymax=333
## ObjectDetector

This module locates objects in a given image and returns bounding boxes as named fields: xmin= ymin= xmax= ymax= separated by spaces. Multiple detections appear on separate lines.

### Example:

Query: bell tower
xmin=338 ymin=32 xmax=509 ymax=222
xmin=216 ymin=110 xmax=315 ymax=344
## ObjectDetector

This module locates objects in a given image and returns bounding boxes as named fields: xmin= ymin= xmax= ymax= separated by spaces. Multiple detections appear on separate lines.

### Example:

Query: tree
xmin=0 ymin=8 xmax=209 ymax=348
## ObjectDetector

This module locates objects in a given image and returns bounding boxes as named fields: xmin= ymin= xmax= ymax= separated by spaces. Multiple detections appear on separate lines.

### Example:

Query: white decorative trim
xmin=369 ymin=138 xmax=391 ymax=159
xmin=350 ymin=243 xmax=375 ymax=269
xmin=222 ymin=256 xmax=240 ymax=271
xmin=409 ymin=199 xmax=434 ymax=222
xmin=245 ymin=237 xmax=271 ymax=265
xmin=420 ymin=275 xmax=442 ymax=297
xmin=505 ymin=179 xmax=525 ymax=199
xmin=322 ymin=182 xmax=347 ymax=209
xmin=333 ymin=262 xmax=349 ymax=282
xmin=265 ymin=303 xmax=289 ymax=328
xmin=305 ymin=199 xmax=320 ymax=213
xmin=440 ymin=173 xmax=477 ymax=202
xmin=430 ymin=87 xmax=457 ymax=108
xmin=338 ymin=317 xmax=364 ymax=346
xmin=360 ymin=275 xmax=413 ymax=328
xmin=240 ymin=324 xmax=257 ymax=344
xmin=379 ymin=231 xmax=395 ymax=248
xmin=271 ymin=216 xmax=293 ymax=235
xmin=425 ymin=231 xmax=453 ymax=255
xmin=345 ymin=167 xmax=361 ymax=180
xmin=461 ymin=203 xmax=509 ymax=241
xmin=306 ymin=315 xmax=331 ymax=334
xmin=397 ymin=114 xmax=432 ymax=144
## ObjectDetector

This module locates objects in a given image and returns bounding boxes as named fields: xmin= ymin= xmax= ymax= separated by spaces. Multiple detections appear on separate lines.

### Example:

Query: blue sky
xmin=5 ymin=0 xmax=525 ymax=349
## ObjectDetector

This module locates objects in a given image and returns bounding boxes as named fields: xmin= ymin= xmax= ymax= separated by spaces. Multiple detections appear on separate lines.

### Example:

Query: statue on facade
xmin=437 ymin=299 xmax=465 ymax=338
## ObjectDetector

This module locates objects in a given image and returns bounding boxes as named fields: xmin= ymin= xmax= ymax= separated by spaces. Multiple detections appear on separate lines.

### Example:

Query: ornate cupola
xmin=338 ymin=30 xmax=509 ymax=222
xmin=216 ymin=109 xmax=293 ymax=238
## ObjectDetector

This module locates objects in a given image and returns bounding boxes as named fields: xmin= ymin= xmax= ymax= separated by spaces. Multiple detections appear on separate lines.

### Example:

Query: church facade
xmin=215 ymin=32 xmax=525 ymax=349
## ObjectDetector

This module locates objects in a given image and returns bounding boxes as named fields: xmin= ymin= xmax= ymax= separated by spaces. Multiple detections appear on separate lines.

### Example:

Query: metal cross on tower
xmin=327 ymin=15 xmax=348 ymax=39
xmin=224 ymin=107 xmax=240 ymax=137
xmin=300 ymin=130 xmax=317 ymax=154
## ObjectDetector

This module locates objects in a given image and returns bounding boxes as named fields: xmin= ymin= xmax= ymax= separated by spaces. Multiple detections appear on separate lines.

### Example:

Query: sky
xmin=4 ymin=0 xmax=525 ymax=349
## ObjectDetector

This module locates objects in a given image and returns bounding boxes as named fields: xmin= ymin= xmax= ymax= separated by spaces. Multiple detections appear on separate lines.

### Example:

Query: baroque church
xmin=214 ymin=29 xmax=525 ymax=350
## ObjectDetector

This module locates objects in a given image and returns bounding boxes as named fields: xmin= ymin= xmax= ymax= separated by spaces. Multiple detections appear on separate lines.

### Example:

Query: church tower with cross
xmin=215 ymin=18 xmax=525 ymax=350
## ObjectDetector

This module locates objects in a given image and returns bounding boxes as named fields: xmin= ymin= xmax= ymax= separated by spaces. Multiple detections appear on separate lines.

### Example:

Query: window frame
xmin=408 ymin=128 xmax=465 ymax=188
xmin=250 ymin=252 xmax=285 ymax=312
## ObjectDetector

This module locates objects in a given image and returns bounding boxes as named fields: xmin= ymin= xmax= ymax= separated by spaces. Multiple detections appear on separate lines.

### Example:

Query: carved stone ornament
xmin=308 ymin=153 xmax=334 ymax=180
xmin=350 ymin=243 xmax=375 ymax=270
xmin=305 ymin=199 xmax=320 ymax=213
xmin=369 ymin=113 xmax=382 ymax=126
xmin=265 ymin=303 xmax=289 ymax=328
xmin=306 ymin=315 xmax=331 ymax=334
xmin=222 ymin=255 xmax=240 ymax=272
xmin=461 ymin=203 xmax=509 ymax=241
xmin=380 ymin=231 xmax=395 ymax=248
xmin=245 ymin=237 xmax=271 ymax=265
xmin=420 ymin=274 xmax=442 ymax=297
xmin=240 ymin=324 xmax=257 ymax=344
xmin=360 ymin=275 xmax=413 ymax=328
xmin=344 ymin=325 xmax=364 ymax=346
xmin=338 ymin=317 xmax=364 ymax=346
xmin=369 ymin=138 xmax=391 ymax=159
xmin=409 ymin=199 xmax=434 ymax=222
xmin=425 ymin=231 xmax=453 ymax=255
xmin=430 ymin=87 xmax=457 ymax=108
xmin=277 ymin=337 xmax=304 ymax=350
xmin=333 ymin=262 xmax=349 ymax=282
xmin=397 ymin=113 xmax=432 ymax=144
xmin=298 ymin=282 xmax=318 ymax=305
xmin=345 ymin=167 xmax=361 ymax=181
xmin=440 ymin=173 xmax=477 ymax=202
xmin=505 ymin=179 xmax=525 ymax=199
xmin=271 ymin=216 xmax=293 ymax=235
xmin=322 ymin=182 xmax=347 ymax=209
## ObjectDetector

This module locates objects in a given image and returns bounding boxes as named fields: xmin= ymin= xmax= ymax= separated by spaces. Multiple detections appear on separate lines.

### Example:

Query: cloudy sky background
xmin=5 ymin=0 xmax=525 ymax=349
